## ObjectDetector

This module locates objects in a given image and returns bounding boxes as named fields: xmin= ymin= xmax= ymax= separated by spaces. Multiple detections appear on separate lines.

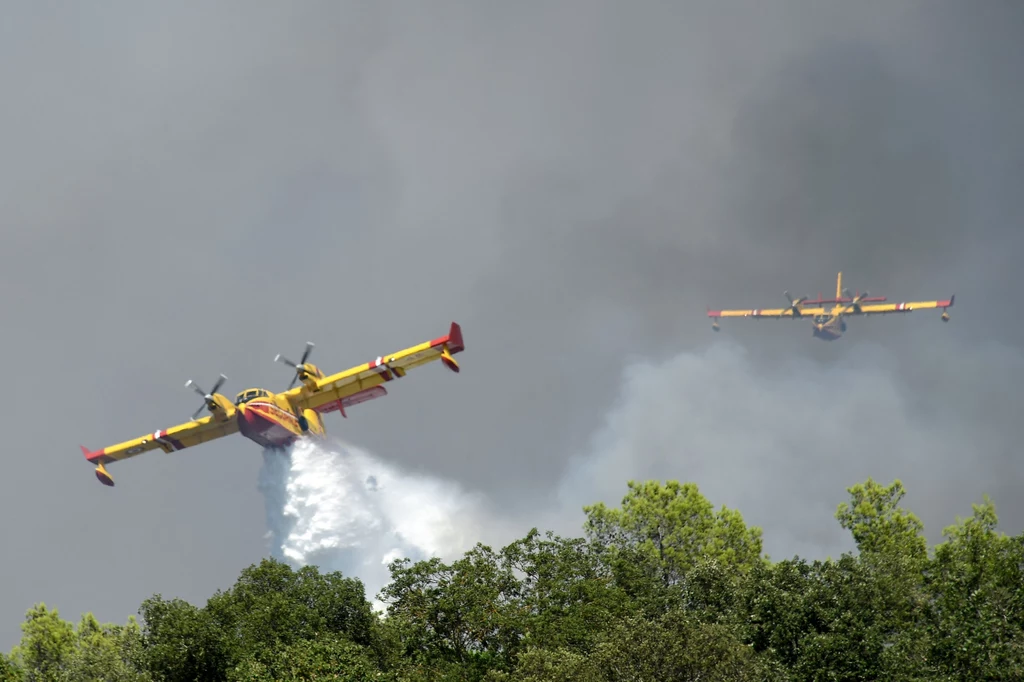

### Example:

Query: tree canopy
xmin=5 ymin=477 xmax=1022 ymax=680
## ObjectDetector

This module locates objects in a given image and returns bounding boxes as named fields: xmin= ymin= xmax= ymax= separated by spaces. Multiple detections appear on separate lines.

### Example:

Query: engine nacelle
xmin=206 ymin=393 xmax=236 ymax=419
xmin=297 ymin=363 xmax=325 ymax=391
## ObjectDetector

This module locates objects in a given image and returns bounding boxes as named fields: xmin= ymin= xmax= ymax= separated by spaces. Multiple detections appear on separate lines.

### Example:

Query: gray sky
xmin=2 ymin=0 xmax=1022 ymax=647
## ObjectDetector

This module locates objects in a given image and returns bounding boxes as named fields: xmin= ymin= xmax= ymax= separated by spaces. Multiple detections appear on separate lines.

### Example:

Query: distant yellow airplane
xmin=81 ymin=322 xmax=465 ymax=487
xmin=707 ymin=272 xmax=954 ymax=341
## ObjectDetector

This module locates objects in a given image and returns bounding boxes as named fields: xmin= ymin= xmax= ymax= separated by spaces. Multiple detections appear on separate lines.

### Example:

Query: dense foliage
xmin=5 ymin=477 xmax=1023 ymax=680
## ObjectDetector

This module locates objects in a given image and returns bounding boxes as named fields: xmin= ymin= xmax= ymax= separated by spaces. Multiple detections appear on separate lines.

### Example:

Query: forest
xmin=3 ymin=477 xmax=1021 ymax=681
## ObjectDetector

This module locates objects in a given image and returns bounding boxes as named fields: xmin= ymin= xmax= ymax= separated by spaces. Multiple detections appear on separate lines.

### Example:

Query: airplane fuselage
xmin=233 ymin=388 xmax=326 ymax=450
xmin=811 ymin=312 xmax=847 ymax=341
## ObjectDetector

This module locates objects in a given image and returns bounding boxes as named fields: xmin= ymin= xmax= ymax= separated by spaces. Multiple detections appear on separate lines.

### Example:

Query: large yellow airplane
xmin=80 ymin=322 xmax=465 ymax=487
xmin=707 ymin=272 xmax=954 ymax=341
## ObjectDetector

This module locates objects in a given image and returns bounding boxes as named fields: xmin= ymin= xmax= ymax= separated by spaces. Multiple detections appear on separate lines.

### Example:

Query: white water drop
xmin=257 ymin=437 xmax=498 ymax=606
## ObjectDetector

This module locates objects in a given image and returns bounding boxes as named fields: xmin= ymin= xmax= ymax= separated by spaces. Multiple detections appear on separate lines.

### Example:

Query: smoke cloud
xmin=553 ymin=336 xmax=1022 ymax=560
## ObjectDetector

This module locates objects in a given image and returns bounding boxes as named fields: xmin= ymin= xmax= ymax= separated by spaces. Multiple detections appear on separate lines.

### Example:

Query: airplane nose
xmin=237 ymin=404 xmax=258 ymax=424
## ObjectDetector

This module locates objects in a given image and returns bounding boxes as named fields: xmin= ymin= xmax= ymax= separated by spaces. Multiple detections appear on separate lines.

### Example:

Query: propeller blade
xmin=185 ymin=379 xmax=207 ymax=398
xmin=275 ymin=354 xmax=298 ymax=369
xmin=210 ymin=374 xmax=228 ymax=395
xmin=192 ymin=404 xmax=207 ymax=420
xmin=299 ymin=342 xmax=314 ymax=365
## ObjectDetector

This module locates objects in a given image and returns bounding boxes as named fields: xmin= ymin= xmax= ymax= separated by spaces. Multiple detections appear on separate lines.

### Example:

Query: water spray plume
xmin=257 ymin=437 xmax=495 ymax=606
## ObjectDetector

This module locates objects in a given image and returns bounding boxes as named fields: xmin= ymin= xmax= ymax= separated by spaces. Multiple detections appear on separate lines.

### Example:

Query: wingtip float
xmin=707 ymin=272 xmax=955 ymax=341
xmin=81 ymin=445 xmax=115 ymax=486
xmin=80 ymin=321 xmax=466 ymax=488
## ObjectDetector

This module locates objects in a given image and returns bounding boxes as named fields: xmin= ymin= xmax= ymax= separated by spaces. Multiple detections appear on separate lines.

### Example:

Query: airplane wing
xmin=81 ymin=413 xmax=239 ymax=487
xmin=847 ymin=296 xmax=955 ymax=316
xmin=284 ymin=321 xmax=465 ymax=416
xmin=707 ymin=306 xmax=828 ymax=320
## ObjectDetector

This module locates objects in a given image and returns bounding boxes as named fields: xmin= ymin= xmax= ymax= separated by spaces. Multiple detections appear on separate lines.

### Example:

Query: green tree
xmin=380 ymin=543 xmax=522 ymax=678
xmin=742 ymin=479 xmax=941 ymax=680
xmin=583 ymin=480 xmax=764 ymax=594
xmin=588 ymin=610 xmax=783 ymax=681
xmin=229 ymin=636 xmax=379 ymax=681
xmin=928 ymin=496 xmax=1024 ymax=679
xmin=835 ymin=478 xmax=927 ymax=562
xmin=139 ymin=559 xmax=380 ymax=681
xmin=501 ymin=611 xmax=782 ymax=681
xmin=0 ymin=652 xmax=22 ymax=682
xmin=60 ymin=613 xmax=150 ymax=682
xmin=6 ymin=606 xmax=149 ymax=682
xmin=206 ymin=559 xmax=377 ymax=663
xmin=834 ymin=478 xmax=933 ymax=678
xmin=9 ymin=604 xmax=75 ymax=682
xmin=137 ymin=595 xmax=228 ymax=682
xmin=500 ymin=529 xmax=630 ymax=653
xmin=11 ymin=476 xmax=1024 ymax=682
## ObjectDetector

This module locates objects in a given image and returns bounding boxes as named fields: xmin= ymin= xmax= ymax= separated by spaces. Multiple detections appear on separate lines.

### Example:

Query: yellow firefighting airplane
xmin=80 ymin=322 xmax=465 ymax=487
xmin=707 ymin=272 xmax=954 ymax=341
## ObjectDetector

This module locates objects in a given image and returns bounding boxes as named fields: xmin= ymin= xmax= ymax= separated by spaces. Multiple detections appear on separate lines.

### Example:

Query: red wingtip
xmin=80 ymin=445 xmax=106 ymax=464
xmin=446 ymin=321 xmax=465 ymax=354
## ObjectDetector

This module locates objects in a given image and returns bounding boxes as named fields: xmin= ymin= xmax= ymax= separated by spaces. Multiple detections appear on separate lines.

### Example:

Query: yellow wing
xmin=707 ymin=306 xmax=828 ymax=320
xmin=284 ymin=321 xmax=465 ymax=416
xmin=848 ymin=296 xmax=955 ymax=316
xmin=81 ymin=411 xmax=239 ymax=487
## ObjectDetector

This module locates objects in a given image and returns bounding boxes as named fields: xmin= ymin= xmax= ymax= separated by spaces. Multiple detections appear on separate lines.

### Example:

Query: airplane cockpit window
xmin=235 ymin=389 xmax=270 ymax=405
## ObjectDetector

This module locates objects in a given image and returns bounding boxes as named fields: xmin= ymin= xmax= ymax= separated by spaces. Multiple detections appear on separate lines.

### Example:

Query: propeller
xmin=275 ymin=342 xmax=315 ymax=389
xmin=784 ymin=291 xmax=809 ymax=315
xmin=841 ymin=288 xmax=870 ymax=312
xmin=185 ymin=374 xmax=228 ymax=420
